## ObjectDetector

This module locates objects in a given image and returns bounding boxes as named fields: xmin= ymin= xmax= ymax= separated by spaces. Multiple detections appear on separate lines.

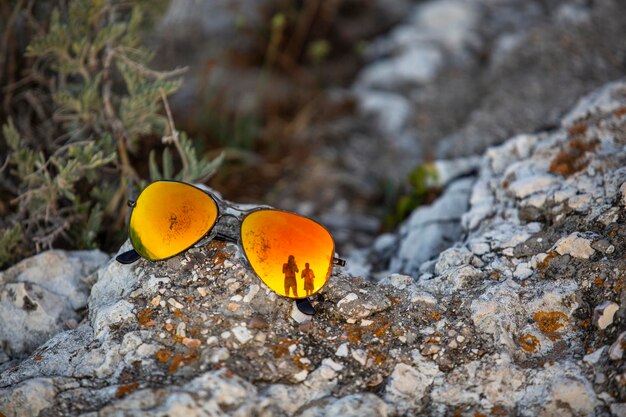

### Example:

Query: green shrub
xmin=0 ymin=1 xmax=221 ymax=268
xmin=384 ymin=163 xmax=439 ymax=228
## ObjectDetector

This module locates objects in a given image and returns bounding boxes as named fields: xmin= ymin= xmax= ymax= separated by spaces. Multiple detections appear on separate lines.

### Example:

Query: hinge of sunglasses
xmin=213 ymin=232 xmax=238 ymax=244
xmin=127 ymin=199 xmax=136 ymax=208
xmin=333 ymin=257 xmax=346 ymax=266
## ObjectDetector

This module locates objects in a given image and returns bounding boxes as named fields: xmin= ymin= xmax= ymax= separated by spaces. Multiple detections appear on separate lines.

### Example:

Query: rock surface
xmin=2 ymin=81 xmax=626 ymax=415
xmin=0 ymin=250 xmax=108 ymax=367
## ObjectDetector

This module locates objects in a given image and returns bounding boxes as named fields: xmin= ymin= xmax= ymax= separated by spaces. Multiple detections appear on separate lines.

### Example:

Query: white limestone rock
xmin=593 ymin=301 xmax=619 ymax=330
xmin=553 ymin=232 xmax=595 ymax=259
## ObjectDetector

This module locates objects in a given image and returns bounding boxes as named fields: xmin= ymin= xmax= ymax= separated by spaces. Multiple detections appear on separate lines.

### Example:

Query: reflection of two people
xmin=283 ymin=255 xmax=315 ymax=297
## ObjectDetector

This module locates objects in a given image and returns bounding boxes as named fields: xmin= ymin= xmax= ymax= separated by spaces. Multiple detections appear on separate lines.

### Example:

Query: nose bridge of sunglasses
xmin=210 ymin=214 xmax=241 ymax=243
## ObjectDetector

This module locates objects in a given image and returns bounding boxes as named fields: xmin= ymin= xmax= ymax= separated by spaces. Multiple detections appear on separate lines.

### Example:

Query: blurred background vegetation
xmin=0 ymin=0 xmax=224 ymax=267
xmin=0 ymin=0 xmax=418 ymax=268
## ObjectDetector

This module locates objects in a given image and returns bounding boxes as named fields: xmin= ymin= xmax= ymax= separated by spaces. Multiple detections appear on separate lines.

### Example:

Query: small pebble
xmin=182 ymin=338 xmax=201 ymax=348
xmin=176 ymin=322 xmax=186 ymax=338
xmin=422 ymin=344 xmax=441 ymax=355
xmin=337 ymin=293 xmax=358 ymax=307
xmin=594 ymin=301 xmax=619 ymax=329
xmin=335 ymin=343 xmax=349 ymax=357
xmin=211 ymin=348 xmax=230 ymax=363
xmin=150 ymin=295 xmax=161 ymax=307
xmin=609 ymin=331 xmax=625 ymax=360
xmin=293 ymin=370 xmax=308 ymax=382
xmin=168 ymin=298 xmax=184 ymax=310
xmin=290 ymin=303 xmax=311 ymax=324
xmin=243 ymin=284 xmax=260 ymax=302
xmin=248 ymin=316 xmax=269 ymax=330
xmin=583 ymin=346 xmax=607 ymax=364
xmin=232 ymin=326 xmax=253 ymax=344
xmin=352 ymin=349 xmax=367 ymax=366
xmin=322 ymin=358 xmax=344 ymax=371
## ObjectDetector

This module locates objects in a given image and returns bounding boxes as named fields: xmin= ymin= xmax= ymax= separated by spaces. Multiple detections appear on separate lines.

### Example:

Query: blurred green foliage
xmin=0 ymin=0 xmax=221 ymax=268
xmin=307 ymin=39 xmax=331 ymax=64
xmin=384 ymin=163 xmax=439 ymax=227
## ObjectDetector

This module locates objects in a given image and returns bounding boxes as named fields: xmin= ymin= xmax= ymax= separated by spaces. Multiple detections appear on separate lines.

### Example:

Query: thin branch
xmin=0 ymin=154 xmax=10 ymax=173
xmin=102 ymin=37 xmax=137 ymax=182
xmin=117 ymin=51 xmax=188 ymax=80
xmin=160 ymin=88 xmax=189 ymax=176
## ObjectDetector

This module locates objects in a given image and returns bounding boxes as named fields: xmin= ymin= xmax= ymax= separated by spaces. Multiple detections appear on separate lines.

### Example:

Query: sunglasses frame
xmin=117 ymin=180 xmax=346 ymax=314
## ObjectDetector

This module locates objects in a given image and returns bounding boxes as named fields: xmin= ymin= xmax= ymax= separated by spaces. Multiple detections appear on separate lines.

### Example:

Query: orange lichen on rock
xmin=115 ymin=382 xmax=139 ymax=398
xmin=386 ymin=294 xmax=401 ymax=306
xmin=367 ymin=348 xmax=386 ymax=364
xmin=490 ymin=405 xmax=510 ymax=416
xmin=549 ymin=138 xmax=598 ymax=177
xmin=168 ymin=352 xmax=197 ymax=373
xmin=155 ymin=349 xmax=173 ymax=363
xmin=519 ymin=333 xmax=540 ymax=352
xmin=291 ymin=354 xmax=310 ymax=370
xmin=430 ymin=310 xmax=442 ymax=321
xmin=534 ymin=311 xmax=568 ymax=339
xmin=567 ymin=123 xmax=587 ymax=136
xmin=615 ymin=107 xmax=626 ymax=118
xmin=344 ymin=324 xmax=363 ymax=343
xmin=210 ymin=242 xmax=229 ymax=267
xmin=271 ymin=338 xmax=297 ymax=358
xmin=172 ymin=309 xmax=189 ymax=321
xmin=536 ymin=251 xmax=558 ymax=270
xmin=373 ymin=321 xmax=391 ymax=339
xmin=137 ymin=308 xmax=156 ymax=327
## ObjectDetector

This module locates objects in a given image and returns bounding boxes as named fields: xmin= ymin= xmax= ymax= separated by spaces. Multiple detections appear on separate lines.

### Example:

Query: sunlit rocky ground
xmin=1 ymin=0 xmax=626 ymax=415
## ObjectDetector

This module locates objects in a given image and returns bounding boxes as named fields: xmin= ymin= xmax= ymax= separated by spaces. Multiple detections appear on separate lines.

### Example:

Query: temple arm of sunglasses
xmin=116 ymin=249 xmax=141 ymax=264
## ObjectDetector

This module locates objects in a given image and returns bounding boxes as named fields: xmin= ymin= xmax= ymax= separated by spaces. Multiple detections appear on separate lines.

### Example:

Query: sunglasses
xmin=116 ymin=181 xmax=346 ymax=315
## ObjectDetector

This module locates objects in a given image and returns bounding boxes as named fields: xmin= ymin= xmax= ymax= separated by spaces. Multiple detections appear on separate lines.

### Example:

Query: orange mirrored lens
xmin=129 ymin=181 xmax=218 ymax=260
xmin=241 ymin=210 xmax=335 ymax=298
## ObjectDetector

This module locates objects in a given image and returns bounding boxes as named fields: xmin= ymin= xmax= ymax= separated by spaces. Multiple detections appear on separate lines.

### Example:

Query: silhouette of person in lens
xmin=283 ymin=255 xmax=299 ymax=297
xmin=301 ymin=263 xmax=315 ymax=296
